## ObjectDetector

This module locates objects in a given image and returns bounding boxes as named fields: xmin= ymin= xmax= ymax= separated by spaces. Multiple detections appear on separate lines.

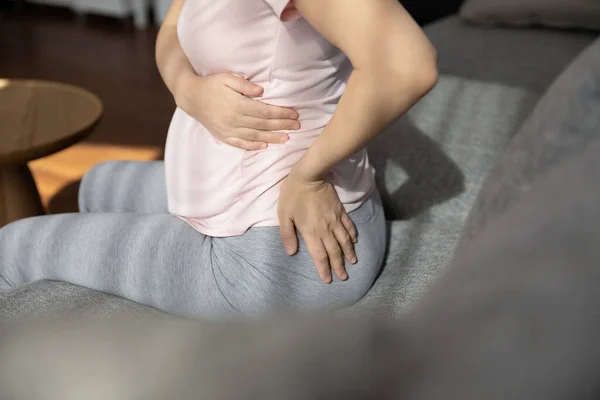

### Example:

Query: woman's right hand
xmin=175 ymin=72 xmax=300 ymax=150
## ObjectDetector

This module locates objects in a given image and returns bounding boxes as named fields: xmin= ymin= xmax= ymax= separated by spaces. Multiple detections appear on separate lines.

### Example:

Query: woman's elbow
xmin=414 ymin=50 xmax=439 ymax=95
xmin=387 ymin=46 xmax=439 ymax=98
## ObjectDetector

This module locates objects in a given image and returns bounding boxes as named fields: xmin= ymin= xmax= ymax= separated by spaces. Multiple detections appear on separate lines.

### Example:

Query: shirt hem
xmin=170 ymin=190 xmax=374 ymax=238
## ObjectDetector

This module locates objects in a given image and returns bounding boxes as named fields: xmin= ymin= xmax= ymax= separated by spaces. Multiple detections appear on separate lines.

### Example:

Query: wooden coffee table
xmin=0 ymin=79 xmax=103 ymax=227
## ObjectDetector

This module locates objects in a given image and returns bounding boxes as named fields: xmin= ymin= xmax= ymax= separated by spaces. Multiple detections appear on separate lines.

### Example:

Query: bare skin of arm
xmin=279 ymin=0 xmax=438 ymax=283
xmin=155 ymin=0 xmax=191 ymax=99
xmin=155 ymin=0 xmax=300 ymax=150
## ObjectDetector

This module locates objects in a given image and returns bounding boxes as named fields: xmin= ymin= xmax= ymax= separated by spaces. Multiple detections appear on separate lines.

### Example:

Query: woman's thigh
xmin=0 ymin=197 xmax=385 ymax=318
xmin=78 ymin=161 xmax=168 ymax=214
xmin=0 ymin=212 xmax=239 ymax=319
xmin=215 ymin=192 xmax=387 ymax=314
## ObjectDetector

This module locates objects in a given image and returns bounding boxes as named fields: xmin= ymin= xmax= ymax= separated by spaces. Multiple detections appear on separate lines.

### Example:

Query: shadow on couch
xmin=369 ymin=117 xmax=466 ymax=221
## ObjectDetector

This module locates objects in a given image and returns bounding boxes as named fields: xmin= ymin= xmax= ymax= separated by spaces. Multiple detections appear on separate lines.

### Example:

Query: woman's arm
xmin=278 ymin=0 xmax=437 ymax=283
xmin=155 ymin=0 xmax=193 ymax=100
xmin=155 ymin=1 xmax=298 ymax=150
xmin=291 ymin=0 xmax=438 ymax=180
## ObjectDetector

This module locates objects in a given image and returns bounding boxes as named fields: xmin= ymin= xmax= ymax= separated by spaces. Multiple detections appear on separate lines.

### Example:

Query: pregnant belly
xmin=164 ymin=109 xmax=313 ymax=226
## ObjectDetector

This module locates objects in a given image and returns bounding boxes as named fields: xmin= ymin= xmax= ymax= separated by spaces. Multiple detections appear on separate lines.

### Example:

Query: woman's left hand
xmin=278 ymin=171 xmax=358 ymax=283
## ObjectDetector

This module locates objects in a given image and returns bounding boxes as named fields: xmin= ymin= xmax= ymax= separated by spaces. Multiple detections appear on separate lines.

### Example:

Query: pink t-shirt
xmin=165 ymin=0 xmax=376 ymax=237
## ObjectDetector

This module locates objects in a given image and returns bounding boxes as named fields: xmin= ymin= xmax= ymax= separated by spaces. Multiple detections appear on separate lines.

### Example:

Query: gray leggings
xmin=0 ymin=161 xmax=386 ymax=319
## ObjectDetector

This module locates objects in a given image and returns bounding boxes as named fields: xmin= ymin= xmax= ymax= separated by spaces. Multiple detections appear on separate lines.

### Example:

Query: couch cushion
xmin=396 ymin=39 xmax=600 ymax=399
xmin=0 ymin=281 xmax=159 ymax=320
xmin=357 ymin=75 xmax=538 ymax=316
xmin=425 ymin=16 xmax=597 ymax=92
xmin=454 ymin=37 xmax=600 ymax=256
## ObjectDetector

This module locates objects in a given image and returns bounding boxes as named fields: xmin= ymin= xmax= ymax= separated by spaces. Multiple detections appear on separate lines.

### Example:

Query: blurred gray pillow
xmin=459 ymin=0 xmax=600 ymax=31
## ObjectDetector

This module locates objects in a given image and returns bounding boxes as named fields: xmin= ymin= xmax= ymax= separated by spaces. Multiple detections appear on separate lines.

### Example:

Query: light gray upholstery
xmin=426 ymin=16 xmax=596 ymax=92
xmin=357 ymin=75 xmax=538 ymax=315
xmin=0 ymin=281 xmax=160 ymax=319
xmin=352 ymin=20 xmax=596 ymax=315
xmin=454 ymin=36 xmax=600 ymax=256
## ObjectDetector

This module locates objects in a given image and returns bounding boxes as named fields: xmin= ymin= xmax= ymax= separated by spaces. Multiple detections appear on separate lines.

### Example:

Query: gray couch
xmin=0 ymin=15 xmax=596 ymax=320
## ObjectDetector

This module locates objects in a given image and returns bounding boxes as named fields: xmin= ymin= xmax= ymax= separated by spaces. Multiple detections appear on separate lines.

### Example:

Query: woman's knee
xmin=78 ymin=161 xmax=167 ymax=214
xmin=78 ymin=161 xmax=125 ymax=213
xmin=0 ymin=222 xmax=15 ymax=290
xmin=0 ymin=217 xmax=39 ymax=289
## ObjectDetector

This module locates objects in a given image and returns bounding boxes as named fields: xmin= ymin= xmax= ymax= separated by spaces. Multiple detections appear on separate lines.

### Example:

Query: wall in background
xmin=12 ymin=0 xmax=151 ymax=28
xmin=155 ymin=0 xmax=169 ymax=24
xmin=2 ymin=0 xmax=466 ymax=28
xmin=152 ymin=0 xmax=467 ymax=26
xmin=401 ymin=0 xmax=465 ymax=25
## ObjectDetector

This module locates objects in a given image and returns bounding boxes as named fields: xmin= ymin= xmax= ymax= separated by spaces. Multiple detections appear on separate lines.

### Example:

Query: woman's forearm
xmin=293 ymin=64 xmax=437 ymax=181
xmin=155 ymin=0 xmax=195 ymax=102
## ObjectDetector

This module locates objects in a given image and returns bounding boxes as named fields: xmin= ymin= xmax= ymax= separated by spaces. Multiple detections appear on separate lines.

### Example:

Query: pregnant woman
xmin=0 ymin=0 xmax=437 ymax=319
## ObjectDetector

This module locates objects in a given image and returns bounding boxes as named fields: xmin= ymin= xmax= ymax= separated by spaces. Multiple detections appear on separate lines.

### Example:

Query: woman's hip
xmin=213 ymin=191 xmax=387 ymax=313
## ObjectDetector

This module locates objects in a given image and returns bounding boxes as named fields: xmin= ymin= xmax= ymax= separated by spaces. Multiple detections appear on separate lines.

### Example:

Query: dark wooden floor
xmin=0 ymin=4 xmax=174 ymax=213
